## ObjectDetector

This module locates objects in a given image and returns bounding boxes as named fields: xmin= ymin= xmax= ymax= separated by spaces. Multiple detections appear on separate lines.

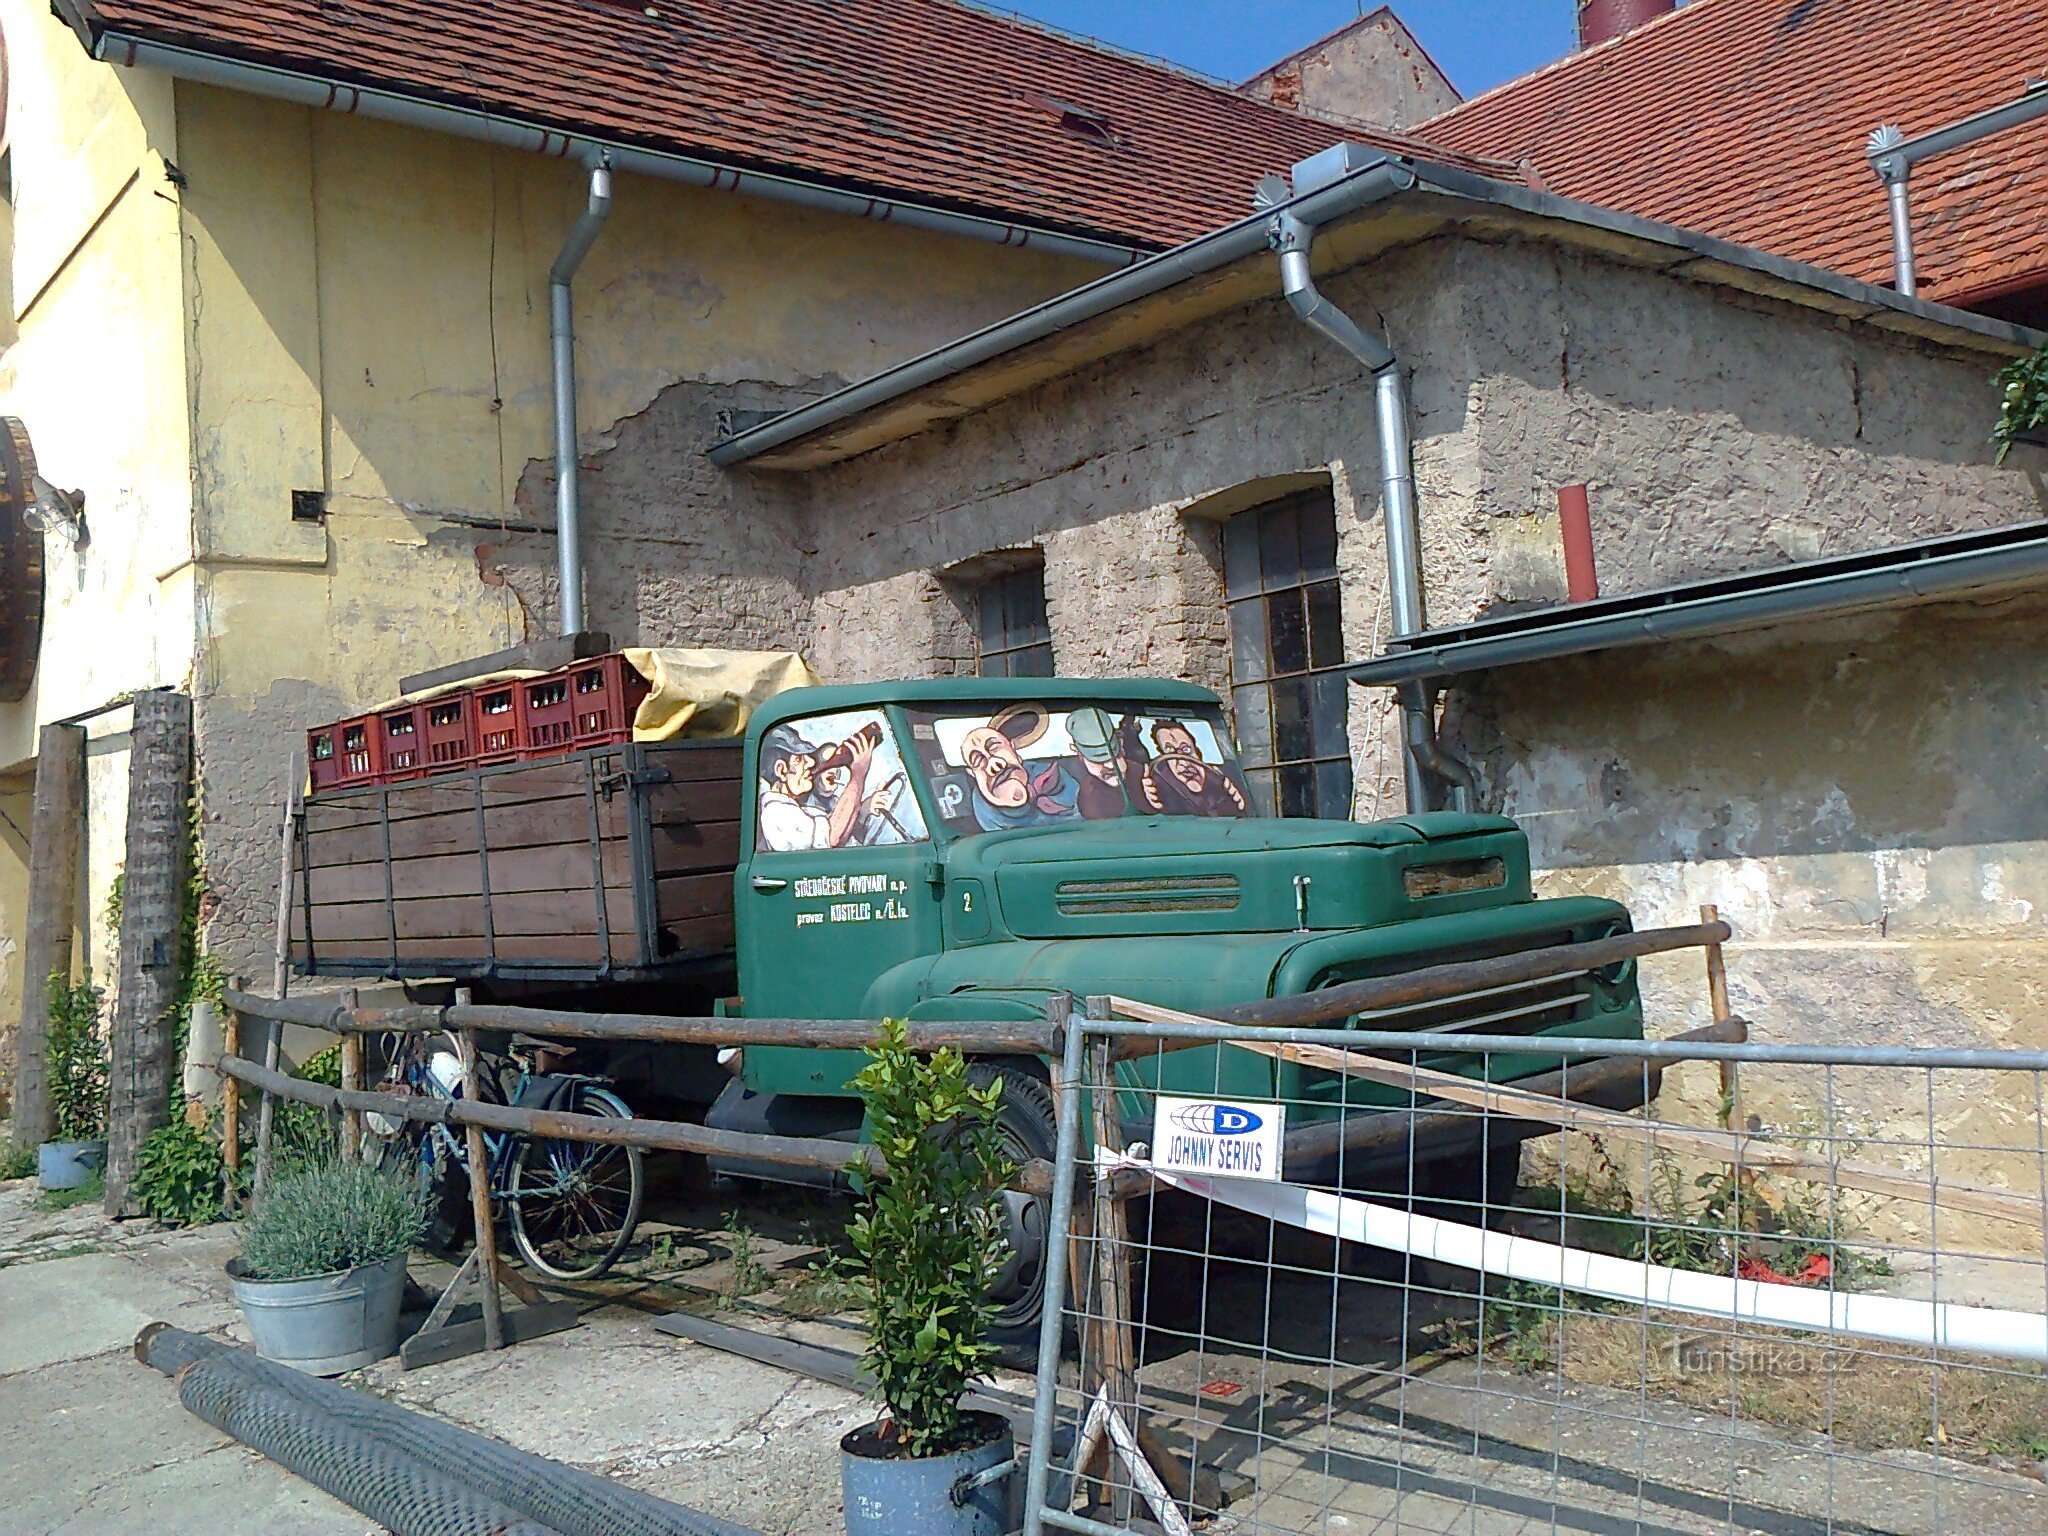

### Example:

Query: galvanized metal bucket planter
xmin=36 ymin=1138 xmax=105 ymax=1190
xmin=226 ymin=1250 xmax=409 ymax=1375
xmin=840 ymin=1412 xmax=1015 ymax=1536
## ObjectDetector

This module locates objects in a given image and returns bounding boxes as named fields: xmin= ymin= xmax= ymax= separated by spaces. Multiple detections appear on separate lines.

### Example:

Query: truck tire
xmin=1416 ymin=1139 xmax=1525 ymax=1228
xmin=968 ymin=1062 xmax=1064 ymax=1366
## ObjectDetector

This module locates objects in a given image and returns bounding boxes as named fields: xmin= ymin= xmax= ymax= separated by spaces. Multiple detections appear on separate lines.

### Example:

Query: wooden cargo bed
xmin=294 ymin=740 xmax=743 ymax=982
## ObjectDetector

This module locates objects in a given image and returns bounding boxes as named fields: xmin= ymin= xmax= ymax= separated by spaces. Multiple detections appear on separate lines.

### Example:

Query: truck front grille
xmin=1356 ymin=970 xmax=1594 ymax=1036
xmin=1055 ymin=874 xmax=1240 ymax=915
xmin=1319 ymin=927 xmax=1606 ymax=1038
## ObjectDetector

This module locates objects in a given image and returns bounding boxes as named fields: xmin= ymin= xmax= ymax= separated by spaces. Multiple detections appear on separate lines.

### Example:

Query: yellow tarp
xmin=624 ymin=648 xmax=820 ymax=741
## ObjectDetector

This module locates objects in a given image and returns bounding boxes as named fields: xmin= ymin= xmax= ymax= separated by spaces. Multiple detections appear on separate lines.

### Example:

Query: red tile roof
xmin=62 ymin=0 xmax=1510 ymax=251
xmin=1420 ymin=0 xmax=2048 ymax=308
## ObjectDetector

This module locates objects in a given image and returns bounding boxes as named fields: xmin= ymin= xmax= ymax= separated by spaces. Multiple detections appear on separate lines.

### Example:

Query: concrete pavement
xmin=0 ymin=1175 xmax=866 ymax=1536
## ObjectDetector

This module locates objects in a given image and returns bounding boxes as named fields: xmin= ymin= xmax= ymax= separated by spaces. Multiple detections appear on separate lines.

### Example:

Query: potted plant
xmin=1994 ymin=341 xmax=2048 ymax=462
xmin=227 ymin=1156 xmax=426 ymax=1375
xmin=839 ymin=1018 xmax=1019 ymax=1536
xmin=38 ymin=976 xmax=109 ymax=1191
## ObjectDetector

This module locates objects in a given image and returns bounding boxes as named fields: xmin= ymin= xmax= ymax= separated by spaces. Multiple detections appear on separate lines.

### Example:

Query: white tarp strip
xmin=1113 ymin=1153 xmax=2048 ymax=1364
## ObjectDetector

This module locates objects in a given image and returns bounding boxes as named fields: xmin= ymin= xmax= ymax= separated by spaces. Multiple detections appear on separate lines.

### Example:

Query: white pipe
xmin=550 ymin=158 xmax=613 ymax=637
xmin=1132 ymin=1155 xmax=2048 ymax=1365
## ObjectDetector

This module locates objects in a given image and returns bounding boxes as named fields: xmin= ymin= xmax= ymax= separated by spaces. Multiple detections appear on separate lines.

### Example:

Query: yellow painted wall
xmin=0 ymin=2 xmax=194 ymax=1016
xmin=161 ymin=83 xmax=1095 ymax=964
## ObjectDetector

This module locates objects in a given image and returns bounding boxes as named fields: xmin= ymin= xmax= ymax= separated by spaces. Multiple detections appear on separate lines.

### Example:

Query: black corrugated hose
xmin=138 ymin=1324 xmax=760 ymax=1536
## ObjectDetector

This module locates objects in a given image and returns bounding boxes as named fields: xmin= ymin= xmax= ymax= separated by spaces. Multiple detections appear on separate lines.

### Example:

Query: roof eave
xmin=70 ymin=17 xmax=1157 ymax=269
xmin=713 ymin=156 xmax=2046 ymax=471
xmin=1350 ymin=520 xmax=2048 ymax=687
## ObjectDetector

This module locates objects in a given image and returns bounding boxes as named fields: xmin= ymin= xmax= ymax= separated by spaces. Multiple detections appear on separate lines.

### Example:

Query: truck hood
xmin=945 ymin=811 xmax=1533 ymax=940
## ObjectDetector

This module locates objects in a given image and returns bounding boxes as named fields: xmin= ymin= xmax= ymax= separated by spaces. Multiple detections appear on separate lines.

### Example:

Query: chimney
xmin=1578 ymin=0 xmax=1677 ymax=49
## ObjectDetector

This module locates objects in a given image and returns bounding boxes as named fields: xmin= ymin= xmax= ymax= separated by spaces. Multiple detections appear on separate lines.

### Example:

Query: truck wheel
xmin=968 ymin=1062 xmax=1063 ymax=1366
xmin=1417 ymin=1139 xmax=1525 ymax=1228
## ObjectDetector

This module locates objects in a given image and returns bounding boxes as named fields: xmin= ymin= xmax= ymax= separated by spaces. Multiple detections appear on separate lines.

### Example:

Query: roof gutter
xmin=707 ymin=156 xmax=1422 ymax=466
xmin=88 ymin=32 xmax=1149 ymax=271
xmin=1351 ymin=521 xmax=2048 ymax=686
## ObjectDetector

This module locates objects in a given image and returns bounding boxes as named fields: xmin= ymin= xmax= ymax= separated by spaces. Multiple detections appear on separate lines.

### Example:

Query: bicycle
xmin=368 ymin=1030 xmax=645 ymax=1282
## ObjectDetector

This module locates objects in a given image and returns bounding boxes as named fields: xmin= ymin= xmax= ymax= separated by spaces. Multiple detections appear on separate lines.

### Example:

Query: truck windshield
xmin=901 ymin=701 xmax=1255 ymax=838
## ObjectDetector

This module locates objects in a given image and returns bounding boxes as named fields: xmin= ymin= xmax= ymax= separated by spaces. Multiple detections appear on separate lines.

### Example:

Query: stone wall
xmin=732 ymin=227 xmax=2048 ymax=1247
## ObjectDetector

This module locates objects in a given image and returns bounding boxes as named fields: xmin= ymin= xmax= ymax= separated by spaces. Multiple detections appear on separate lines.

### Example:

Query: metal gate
xmin=1023 ymin=1002 xmax=2048 ymax=1536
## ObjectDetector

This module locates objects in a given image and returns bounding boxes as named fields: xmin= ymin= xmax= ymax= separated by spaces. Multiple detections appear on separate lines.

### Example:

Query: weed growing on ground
xmin=0 ymin=1146 xmax=37 ymax=1182
xmin=33 ymin=1171 xmax=104 ymax=1213
xmin=780 ymin=1263 xmax=870 ymax=1318
xmin=719 ymin=1210 xmax=770 ymax=1301
xmin=1477 ymin=1138 xmax=2033 ymax=1462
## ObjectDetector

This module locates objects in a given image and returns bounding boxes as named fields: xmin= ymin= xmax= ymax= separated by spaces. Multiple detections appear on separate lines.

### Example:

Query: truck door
xmin=736 ymin=703 xmax=942 ymax=1093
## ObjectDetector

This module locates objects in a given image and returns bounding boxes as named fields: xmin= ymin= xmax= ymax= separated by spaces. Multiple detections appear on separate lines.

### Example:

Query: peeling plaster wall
xmin=779 ymin=231 xmax=2046 ymax=1243
xmin=156 ymin=83 xmax=1097 ymax=971
xmin=0 ymin=0 xmax=195 ymax=1079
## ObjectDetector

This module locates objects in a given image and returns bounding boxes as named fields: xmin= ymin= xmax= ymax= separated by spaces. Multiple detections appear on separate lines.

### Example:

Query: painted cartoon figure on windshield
xmin=756 ymin=709 xmax=928 ymax=850
xmin=907 ymin=701 xmax=1251 ymax=838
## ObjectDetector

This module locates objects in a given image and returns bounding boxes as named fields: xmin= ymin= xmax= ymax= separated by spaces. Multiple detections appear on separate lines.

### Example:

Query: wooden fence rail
xmin=221 ymin=989 xmax=1055 ymax=1055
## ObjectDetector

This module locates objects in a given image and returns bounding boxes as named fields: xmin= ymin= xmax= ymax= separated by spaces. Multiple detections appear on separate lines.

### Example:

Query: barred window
xmin=975 ymin=565 xmax=1054 ymax=678
xmin=1223 ymin=489 xmax=1352 ymax=818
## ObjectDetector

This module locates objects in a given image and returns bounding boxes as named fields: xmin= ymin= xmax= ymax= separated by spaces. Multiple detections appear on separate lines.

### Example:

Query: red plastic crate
xmin=569 ymin=655 xmax=652 ymax=748
xmin=379 ymin=706 xmax=425 ymax=782
xmin=474 ymin=684 xmax=521 ymax=764
xmin=421 ymin=695 xmax=476 ymax=774
xmin=307 ymin=715 xmax=381 ymax=792
xmin=519 ymin=674 xmax=576 ymax=755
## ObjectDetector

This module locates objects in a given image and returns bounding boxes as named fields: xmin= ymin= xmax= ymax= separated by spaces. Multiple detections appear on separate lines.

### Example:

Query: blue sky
xmin=993 ymin=2 xmax=1578 ymax=101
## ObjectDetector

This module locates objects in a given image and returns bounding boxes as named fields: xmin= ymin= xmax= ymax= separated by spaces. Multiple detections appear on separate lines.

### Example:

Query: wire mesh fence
xmin=1024 ymin=1006 xmax=2048 ymax=1536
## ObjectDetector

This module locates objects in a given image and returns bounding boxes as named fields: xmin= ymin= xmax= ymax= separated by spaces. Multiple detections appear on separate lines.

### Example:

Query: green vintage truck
xmin=296 ymin=674 xmax=1647 ymax=1347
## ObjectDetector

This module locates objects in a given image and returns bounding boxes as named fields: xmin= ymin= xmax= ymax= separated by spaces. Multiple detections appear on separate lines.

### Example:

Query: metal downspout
xmin=550 ymin=156 xmax=613 ymax=637
xmin=1270 ymin=210 xmax=1475 ymax=814
xmin=1868 ymin=83 xmax=2048 ymax=298
xmin=1866 ymin=127 xmax=1917 ymax=297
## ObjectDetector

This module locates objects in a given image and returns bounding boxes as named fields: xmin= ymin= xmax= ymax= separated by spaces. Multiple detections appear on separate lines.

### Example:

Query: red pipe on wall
xmin=1558 ymin=484 xmax=1599 ymax=602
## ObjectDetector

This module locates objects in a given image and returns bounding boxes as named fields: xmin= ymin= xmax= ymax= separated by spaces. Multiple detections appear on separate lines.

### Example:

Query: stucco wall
xmin=753 ymin=229 xmax=2047 ymax=1238
xmin=1240 ymin=11 xmax=1461 ymax=129
xmin=0 ymin=2 xmax=195 ymax=1059
xmin=155 ymin=83 xmax=1098 ymax=970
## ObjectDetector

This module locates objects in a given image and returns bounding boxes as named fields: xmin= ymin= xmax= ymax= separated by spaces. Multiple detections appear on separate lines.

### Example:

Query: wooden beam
xmin=1110 ymin=922 xmax=1730 ymax=1059
xmin=11 ymin=722 xmax=85 ymax=1153
xmin=220 ymin=987 xmax=1057 ymax=1055
xmin=1109 ymin=994 xmax=1746 ymax=1173
xmin=1239 ymin=1033 xmax=2047 ymax=1231
xmin=106 ymin=691 xmax=192 ymax=1217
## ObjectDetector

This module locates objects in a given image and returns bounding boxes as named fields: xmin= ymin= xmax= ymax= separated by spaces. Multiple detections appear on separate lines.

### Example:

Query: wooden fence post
xmin=339 ymin=989 xmax=363 ymax=1155
xmin=105 ymin=690 xmax=192 ymax=1217
xmin=453 ymin=990 xmax=505 ymax=1352
xmin=220 ymin=995 xmax=242 ymax=1206
xmin=1701 ymin=903 xmax=1741 ymax=1131
xmin=11 ymin=721 xmax=86 ymax=1155
xmin=252 ymin=767 xmax=300 ymax=1198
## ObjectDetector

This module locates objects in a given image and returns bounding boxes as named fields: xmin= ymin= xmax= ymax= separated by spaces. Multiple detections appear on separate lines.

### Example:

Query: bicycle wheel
xmin=505 ymin=1084 xmax=644 ymax=1281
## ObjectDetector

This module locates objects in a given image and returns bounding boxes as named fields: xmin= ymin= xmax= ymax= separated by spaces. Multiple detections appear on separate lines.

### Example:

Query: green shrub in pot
xmin=37 ymin=977 xmax=110 ymax=1191
xmin=846 ymin=1016 xmax=1017 ymax=1458
xmin=47 ymin=976 xmax=109 ymax=1144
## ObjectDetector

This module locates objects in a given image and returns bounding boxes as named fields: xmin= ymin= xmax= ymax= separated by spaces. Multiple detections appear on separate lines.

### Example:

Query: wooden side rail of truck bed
xmin=293 ymin=740 xmax=743 ymax=982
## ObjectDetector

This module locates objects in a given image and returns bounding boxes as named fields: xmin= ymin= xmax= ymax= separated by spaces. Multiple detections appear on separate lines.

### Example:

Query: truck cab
xmin=716 ymin=676 xmax=1640 ymax=1168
